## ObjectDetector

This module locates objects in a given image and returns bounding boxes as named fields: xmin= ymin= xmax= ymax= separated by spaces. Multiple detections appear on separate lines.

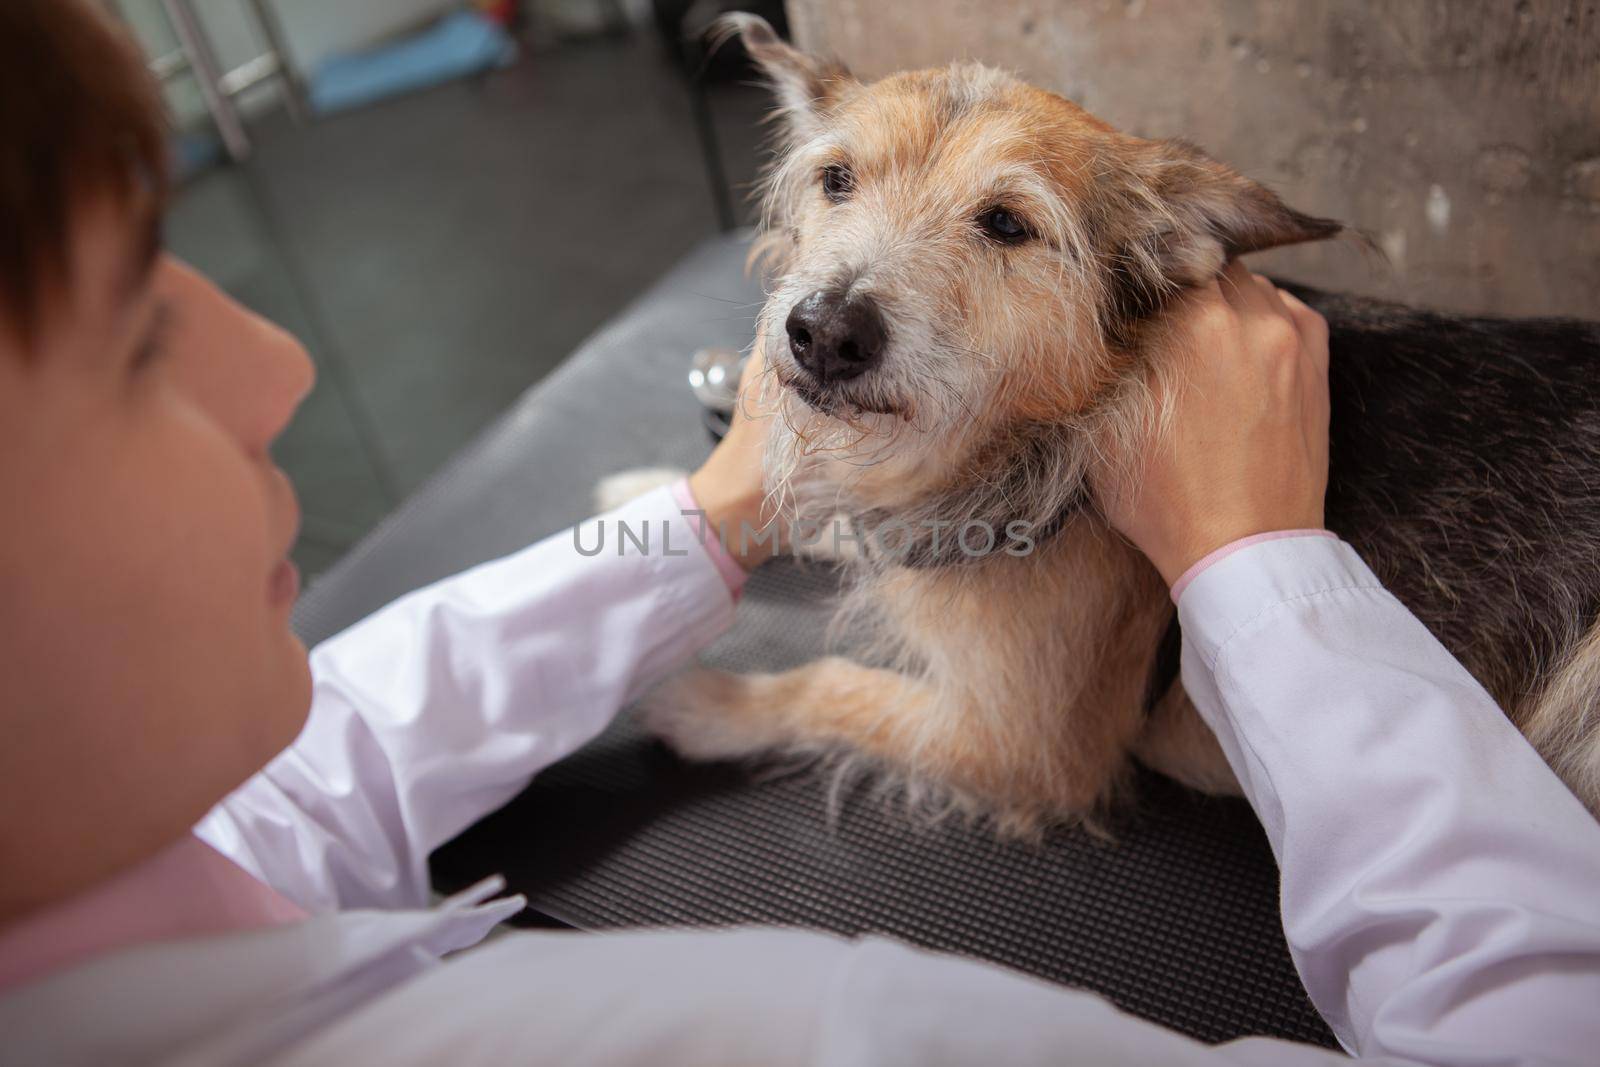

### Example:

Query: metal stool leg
xmin=244 ymin=0 xmax=308 ymax=123
xmin=161 ymin=0 xmax=252 ymax=162
xmin=688 ymin=77 xmax=735 ymax=232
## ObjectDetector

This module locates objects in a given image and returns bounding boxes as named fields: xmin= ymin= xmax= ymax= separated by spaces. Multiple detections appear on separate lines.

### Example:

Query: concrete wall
xmin=786 ymin=0 xmax=1600 ymax=319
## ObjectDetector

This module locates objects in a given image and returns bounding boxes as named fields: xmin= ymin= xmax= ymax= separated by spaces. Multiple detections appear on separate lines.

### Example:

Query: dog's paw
xmin=594 ymin=467 xmax=688 ymax=513
xmin=637 ymin=667 xmax=781 ymax=762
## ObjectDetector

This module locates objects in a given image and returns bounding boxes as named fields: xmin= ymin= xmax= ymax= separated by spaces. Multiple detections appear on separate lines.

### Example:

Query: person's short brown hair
xmin=0 ymin=0 xmax=169 ymax=348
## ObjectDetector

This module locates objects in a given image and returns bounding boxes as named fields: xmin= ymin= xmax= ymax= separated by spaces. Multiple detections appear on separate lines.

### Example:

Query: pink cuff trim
xmin=670 ymin=478 xmax=749 ymax=602
xmin=1169 ymin=529 xmax=1338 ymax=603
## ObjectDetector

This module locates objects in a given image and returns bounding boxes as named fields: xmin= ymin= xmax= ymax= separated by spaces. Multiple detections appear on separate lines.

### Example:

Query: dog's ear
xmin=711 ymin=13 xmax=854 ymax=140
xmin=1132 ymin=137 xmax=1344 ymax=286
xmin=1100 ymin=138 xmax=1341 ymax=340
xmin=1134 ymin=138 xmax=1343 ymax=283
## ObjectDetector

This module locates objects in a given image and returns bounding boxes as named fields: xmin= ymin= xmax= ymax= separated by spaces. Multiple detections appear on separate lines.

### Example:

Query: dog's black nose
xmin=785 ymin=289 xmax=887 ymax=385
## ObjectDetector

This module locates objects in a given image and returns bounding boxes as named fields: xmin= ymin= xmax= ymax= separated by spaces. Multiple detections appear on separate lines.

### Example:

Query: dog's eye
xmin=821 ymin=164 xmax=854 ymax=203
xmin=978 ymin=206 xmax=1029 ymax=244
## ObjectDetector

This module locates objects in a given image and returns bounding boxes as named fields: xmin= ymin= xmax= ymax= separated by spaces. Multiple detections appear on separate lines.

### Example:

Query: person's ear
xmin=1099 ymin=138 xmax=1343 ymax=338
xmin=711 ymin=13 xmax=856 ymax=143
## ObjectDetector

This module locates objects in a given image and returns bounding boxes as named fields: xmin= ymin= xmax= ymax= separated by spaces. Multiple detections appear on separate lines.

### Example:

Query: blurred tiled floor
xmin=166 ymin=32 xmax=766 ymax=579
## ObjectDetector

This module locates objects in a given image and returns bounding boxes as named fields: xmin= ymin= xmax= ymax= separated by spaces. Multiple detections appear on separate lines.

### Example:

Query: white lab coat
xmin=2 ymin=485 xmax=1597 ymax=1066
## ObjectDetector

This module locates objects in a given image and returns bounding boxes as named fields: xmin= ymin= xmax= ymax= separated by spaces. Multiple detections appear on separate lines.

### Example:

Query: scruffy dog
xmin=637 ymin=14 xmax=1600 ymax=833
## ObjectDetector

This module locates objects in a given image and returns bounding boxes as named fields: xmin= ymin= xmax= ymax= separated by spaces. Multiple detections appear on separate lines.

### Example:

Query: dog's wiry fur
xmin=641 ymin=15 xmax=1600 ymax=832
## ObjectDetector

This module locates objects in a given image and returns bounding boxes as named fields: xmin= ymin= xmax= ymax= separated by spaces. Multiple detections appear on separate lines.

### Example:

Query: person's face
xmin=0 ymin=202 xmax=314 ymax=920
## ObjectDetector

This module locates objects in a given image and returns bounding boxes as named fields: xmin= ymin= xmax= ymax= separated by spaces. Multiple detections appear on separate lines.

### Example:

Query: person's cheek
xmin=150 ymin=264 xmax=315 ymax=765
xmin=142 ymin=386 xmax=304 ymax=783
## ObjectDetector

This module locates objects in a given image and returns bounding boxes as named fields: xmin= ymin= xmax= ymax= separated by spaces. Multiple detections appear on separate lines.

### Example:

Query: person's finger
xmin=1236 ymin=269 xmax=1299 ymax=329
xmin=1250 ymin=273 xmax=1298 ymax=327
xmin=1275 ymin=288 xmax=1330 ymax=424
xmin=1216 ymin=259 xmax=1259 ymax=312
xmin=1277 ymin=288 xmax=1330 ymax=376
xmin=1170 ymin=278 xmax=1230 ymax=353
xmin=733 ymin=344 xmax=777 ymax=424
xmin=1276 ymin=288 xmax=1325 ymax=342
xmin=1176 ymin=275 xmax=1227 ymax=313
xmin=1222 ymin=263 xmax=1292 ymax=330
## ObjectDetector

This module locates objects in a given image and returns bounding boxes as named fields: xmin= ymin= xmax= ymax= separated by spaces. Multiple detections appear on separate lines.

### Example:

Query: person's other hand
xmin=688 ymin=341 xmax=781 ymax=571
xmin=1095 ymin=260 xmax=1331 ymax=588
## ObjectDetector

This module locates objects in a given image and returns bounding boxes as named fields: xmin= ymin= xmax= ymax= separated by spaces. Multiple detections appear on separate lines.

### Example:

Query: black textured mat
xmin=297 ymin=234 xmax=1336 ymax=1048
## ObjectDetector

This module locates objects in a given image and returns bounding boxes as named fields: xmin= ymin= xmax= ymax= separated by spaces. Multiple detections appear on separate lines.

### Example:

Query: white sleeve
xmin=194 ymin=485 xmax=736 ymax=913
xmin=265 ymin=927 xmax=1368 ymax=1067
xmin=1176 ymin=535 xmax=1600 ymax=1065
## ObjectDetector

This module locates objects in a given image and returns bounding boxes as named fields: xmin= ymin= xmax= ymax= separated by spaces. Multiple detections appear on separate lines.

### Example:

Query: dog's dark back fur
xmin=1298 ymin=286 xmax=1600 ymax=715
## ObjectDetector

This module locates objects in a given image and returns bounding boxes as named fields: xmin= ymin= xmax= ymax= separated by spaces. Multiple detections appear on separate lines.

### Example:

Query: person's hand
xmin=688 ymin=341 xmax=781 ymax=571
xmin=1095 ymin=260 xmax=1331 ymax=588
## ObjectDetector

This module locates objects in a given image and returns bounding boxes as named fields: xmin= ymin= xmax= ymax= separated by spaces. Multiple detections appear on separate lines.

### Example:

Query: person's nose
xmin=785 ymin=288 xmax=887 ymax=385
xmin=236 ymin=310 xmax=315 ymax=458
xmin=164 ymin=258 xmax=315 ymax=459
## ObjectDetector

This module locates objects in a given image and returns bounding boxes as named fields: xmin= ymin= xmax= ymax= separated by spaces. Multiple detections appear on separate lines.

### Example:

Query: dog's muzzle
xmin=785 ymin=288 xmax=887 ymax=387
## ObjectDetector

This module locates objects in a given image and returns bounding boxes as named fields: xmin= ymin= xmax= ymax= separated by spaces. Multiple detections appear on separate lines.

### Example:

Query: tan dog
xmin=638 ymin=15 xmax=1600 ymax=834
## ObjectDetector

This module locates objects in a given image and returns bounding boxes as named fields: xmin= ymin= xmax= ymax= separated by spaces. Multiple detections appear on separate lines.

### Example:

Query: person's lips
xmin=268 ymin=466 xmax=302 ymax=605
xmin=269 ymin=557 xmax=300 ymax=605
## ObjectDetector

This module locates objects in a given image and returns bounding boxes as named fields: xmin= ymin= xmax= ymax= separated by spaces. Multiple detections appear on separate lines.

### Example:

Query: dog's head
xmin=725 ymin=15 xmax=1342 ymax=526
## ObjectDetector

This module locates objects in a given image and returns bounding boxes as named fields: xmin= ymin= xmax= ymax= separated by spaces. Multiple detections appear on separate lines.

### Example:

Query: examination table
xmin=290 ymin=234 xmax=1337 ymax=1048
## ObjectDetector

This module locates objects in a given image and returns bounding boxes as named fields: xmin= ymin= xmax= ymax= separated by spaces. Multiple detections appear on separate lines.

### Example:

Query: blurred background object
xmin=788 ymin=0 xmax=1600 ymax=320
xmin=104 ymin=0 xmax=783 ymax=578
xmin=689 ymin=346 xmax=747 ymax=439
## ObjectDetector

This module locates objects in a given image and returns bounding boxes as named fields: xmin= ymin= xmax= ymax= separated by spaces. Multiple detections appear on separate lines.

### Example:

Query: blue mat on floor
xmin=308 ymin=10 xmax=517 ymax=116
